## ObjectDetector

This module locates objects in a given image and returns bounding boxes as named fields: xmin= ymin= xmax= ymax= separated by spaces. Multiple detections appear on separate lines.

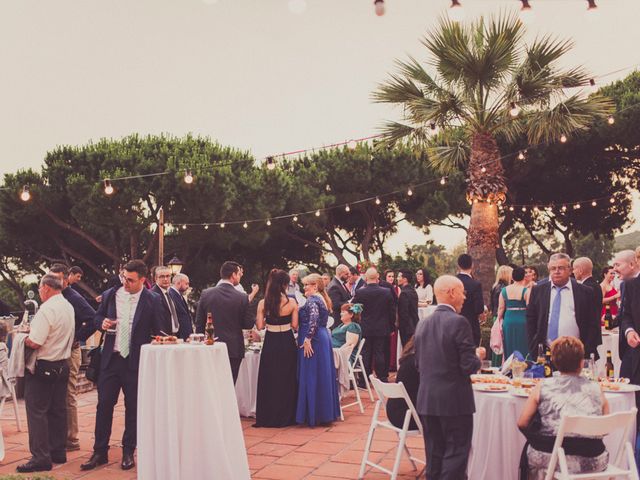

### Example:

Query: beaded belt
xmin=507 ymin=307 xmax=527 ymax=311
xmin=266 ymin=323 xmax=292 ymax=332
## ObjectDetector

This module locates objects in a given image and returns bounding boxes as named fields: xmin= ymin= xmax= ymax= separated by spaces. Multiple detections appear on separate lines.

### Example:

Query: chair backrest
xmin=354 ymin=338 xmax=365 ymax=358
xmin=370 ymin=375 xmax=423 ymax=434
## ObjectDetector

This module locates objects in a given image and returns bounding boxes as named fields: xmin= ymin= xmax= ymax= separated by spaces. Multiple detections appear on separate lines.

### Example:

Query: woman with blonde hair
xmin=295 ymin=274 xmax=340 ymax=426
xmin=490 ymin=265 xmax=513 ymax=318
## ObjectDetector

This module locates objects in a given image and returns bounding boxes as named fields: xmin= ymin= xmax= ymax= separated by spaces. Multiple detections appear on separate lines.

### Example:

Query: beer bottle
xmin=205 ymin=312 xmax=215 ymax=345
xmin=605 ymin=350 xmax=615 ymax=379
xmin=544 ymin=348 xmax=552 ymax=378
xmin=604 ymin=304 xmax=613 ymax=330
xmin=537 ymin=343 xmax=545 ymax=365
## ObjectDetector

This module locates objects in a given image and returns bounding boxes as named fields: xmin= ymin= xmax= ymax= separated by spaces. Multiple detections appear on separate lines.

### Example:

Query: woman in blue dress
xmin=497 ymin=266 xmax=530 ymax=359
xmin=296 ymin=273 xmax=341 ymax=426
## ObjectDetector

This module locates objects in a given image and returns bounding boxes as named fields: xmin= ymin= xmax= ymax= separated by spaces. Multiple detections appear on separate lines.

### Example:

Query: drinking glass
xmin=583 ymin=358 xmax=596 ymax=381
xmin=512 ymin=361 xmax=526 ymax=387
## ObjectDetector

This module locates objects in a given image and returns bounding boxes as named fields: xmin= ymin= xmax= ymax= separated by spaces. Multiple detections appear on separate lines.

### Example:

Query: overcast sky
xmin=1 ymin=0 xmax=639 ymax=253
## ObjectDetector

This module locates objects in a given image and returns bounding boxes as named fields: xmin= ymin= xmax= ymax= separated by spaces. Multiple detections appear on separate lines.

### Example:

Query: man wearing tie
xmin=152 ymin=266 xmax=192 ymax=340
xmin=327 ymin=264 xmax=351 ymax=327
xmin=526 ymin=253 xmax=599 ymax=358
xmin=171 ymin=273 xmax=193 ymax=333
xmin=81 ymin=260 xmax=168 ymax=472
xmin=613 ymin=250 xmax=640 ymax=378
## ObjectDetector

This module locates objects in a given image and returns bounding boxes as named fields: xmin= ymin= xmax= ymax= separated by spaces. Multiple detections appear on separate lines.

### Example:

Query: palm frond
xmin=427 ymin=129 xmax=470 ymax=173
xmin=371 ymin=73 xmax=423 ymax=105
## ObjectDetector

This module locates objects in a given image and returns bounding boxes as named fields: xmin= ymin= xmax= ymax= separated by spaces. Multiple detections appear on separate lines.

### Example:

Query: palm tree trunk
xmin=468 ymin=202 xmax=499 ymax=306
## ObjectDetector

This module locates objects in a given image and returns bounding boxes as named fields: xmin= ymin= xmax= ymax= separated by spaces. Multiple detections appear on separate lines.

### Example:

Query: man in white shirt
xmin=18 ymin=274 xmax=75 ymax=473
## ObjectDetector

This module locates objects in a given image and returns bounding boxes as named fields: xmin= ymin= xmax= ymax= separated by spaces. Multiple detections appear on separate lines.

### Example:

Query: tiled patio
xmin=0 ymin=387 xmax=426 ymax=479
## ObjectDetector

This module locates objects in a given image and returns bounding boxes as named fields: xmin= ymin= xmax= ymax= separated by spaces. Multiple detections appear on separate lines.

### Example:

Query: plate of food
xmin=471 ymin=374 xmax=510 ymax=385
xmin=600 ymin=382 xmax=640 ymax=393
xmin=510 ymin=387 xmax=532 ymax=397
xmin=598 ymin=377 xmax=630 ymax=384
xmin=151 ymin=335 xmax=179 ymax=345
xmin=473 ymin=383 xmax=509 ymax=392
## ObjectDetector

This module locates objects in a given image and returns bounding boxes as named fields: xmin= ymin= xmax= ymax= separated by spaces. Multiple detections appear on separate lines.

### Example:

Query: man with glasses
xmin=526 ymin=253 xmax=599 ymax=359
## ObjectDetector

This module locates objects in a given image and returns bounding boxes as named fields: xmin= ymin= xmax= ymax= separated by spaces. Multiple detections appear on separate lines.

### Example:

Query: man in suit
xmin=195 ymin=261 xmax=257 ymax=383
xmin=456 ymin=254 xmax=484 ymax=346
xmin=397 ymin=270 xmax=419 ymax=347
xmin=614 ymin=250 xmax=640 ymax=378
xmin=327 ymin=264 xmax=351 ymax=327
xmin=171 ymin=272 xmax=193 ymax=333
xmin=151 ymin=266 xmax=192 ymax=340
xmin=526 ymin=253 xmax=600 ymax=359
xmin=81 ymin=260 xmax=168 ymax=472
xmin=414 ymin=275 xmax=485 ymax=480
xmin=619 ymin=267 xmax=640 ymax=422
xmin=573 ymin=257 xmax=603 ymax=357
xmin=353 ymin=268 xmax=395 ymax=382
xmin=347 ymin=266 xmax=366 ymax=296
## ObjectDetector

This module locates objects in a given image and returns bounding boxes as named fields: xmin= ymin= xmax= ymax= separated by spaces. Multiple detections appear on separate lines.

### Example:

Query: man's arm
xmin=525 ymin=288 xmax=540 ymax=357
xmin=93 ymin=290 xmax=110 ymax=332
xmin=74 ymin=295 xmax=98 ymax=342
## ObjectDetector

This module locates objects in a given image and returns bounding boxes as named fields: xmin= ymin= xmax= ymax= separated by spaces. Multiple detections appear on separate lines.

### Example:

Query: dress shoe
xmin=121 ymin=451 xmax=135 ymax=470
xmin=16 ymin=459 xmax=52 ymax=473
xmin=80 ymin=452 xmax=108 ymax=471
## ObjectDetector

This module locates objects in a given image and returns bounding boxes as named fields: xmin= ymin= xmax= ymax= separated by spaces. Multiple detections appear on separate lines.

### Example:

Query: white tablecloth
xmin=597 ymin=330 xmax=621 ymax=378
xmin=138 ymin=343 xmax=250 ymax=480
xmin=468 ymin=388 xmax=636 ymax=480
xmin=236 ymin=351 xmax=261 ymax=417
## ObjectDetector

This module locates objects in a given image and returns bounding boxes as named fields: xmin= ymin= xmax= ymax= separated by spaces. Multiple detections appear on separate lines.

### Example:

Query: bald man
xmin=414 ymin=275 xmax=484 ymax=480
xmin=327 ymin=264 xmax=351 ymax=326
xmin=573 ymin=257 xmax=603 ymax=356
xmin=614 ymin=250 xmax=640 ymax=378
xmin=353 ymin=268 xmax=396 ymax=382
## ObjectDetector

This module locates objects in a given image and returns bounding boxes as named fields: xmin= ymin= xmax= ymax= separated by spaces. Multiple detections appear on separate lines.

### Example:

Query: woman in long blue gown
xmin=497 ymin=266 xmax=530 ymax=359
xmin=296 ymin=273 xmax=341 ymax=426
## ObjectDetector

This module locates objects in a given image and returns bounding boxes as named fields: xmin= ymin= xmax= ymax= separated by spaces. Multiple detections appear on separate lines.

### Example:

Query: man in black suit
xmin=151 ymin=266 xmax=192 ymax=340
xmin=620 ymin=271 xmax=640 ymax=413
xmin=353 ymin=268 xmax=395 ymax=382
xmin=327 ymin=264 xmax=352 ymax=327
xmin=195 ymin=261 xmax=257 ymax=383
xmin=171 ymin=272 xmax=193 ymax=336
xmin=456 ymin=254 xmax=484 ymax=346
xmin=614 ymin=250 xmax=640 ymax=378
xmin=397 ymin=270 xmax=419 ymax=347
xmin=526 ymin=253 xmax=600 ymax=359
xmin=81 ymin=260 xmax=168 ymax=472
xmin=347 ymin=266 xmax=366 ymax=296
xmin=415 ymin=275 xmax=484 ymax=480
xmin=573 ymin=257 xmax=603 ymax=356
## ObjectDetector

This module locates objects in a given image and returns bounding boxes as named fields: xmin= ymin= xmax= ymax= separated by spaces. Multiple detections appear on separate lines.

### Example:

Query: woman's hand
xmin=302 ymin=338 xmax=314 ymax=358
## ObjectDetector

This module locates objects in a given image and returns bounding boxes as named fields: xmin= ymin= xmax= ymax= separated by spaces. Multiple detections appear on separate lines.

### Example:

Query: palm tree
xmin=372 ymin=12 xmax=612 ymax=296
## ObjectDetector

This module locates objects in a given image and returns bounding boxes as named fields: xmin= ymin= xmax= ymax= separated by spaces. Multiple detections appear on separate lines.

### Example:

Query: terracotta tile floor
xmin=0 ymin=388 xmax=426 ymax=479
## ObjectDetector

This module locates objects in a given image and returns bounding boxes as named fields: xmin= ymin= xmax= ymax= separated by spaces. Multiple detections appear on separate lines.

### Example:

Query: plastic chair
xmin=352 ymin=339 xmax=374 ymax=402
xmin=359 ymin=375 xmax=425 ymax=480
xmin=544 ymin=407 xmax=639 ymax=480
xmin=0 ymin=374 xmax=22 ymax=431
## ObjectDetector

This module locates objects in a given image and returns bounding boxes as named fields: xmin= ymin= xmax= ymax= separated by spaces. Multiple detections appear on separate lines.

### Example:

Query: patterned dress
xmin=527 ymin=375 xmax=609 ymax=479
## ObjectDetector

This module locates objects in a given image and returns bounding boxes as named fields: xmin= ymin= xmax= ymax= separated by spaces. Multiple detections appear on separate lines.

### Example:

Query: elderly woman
xmin=331 ymin=303 xmax=362 ymax=363
xmin=518 ymin=336 xmax=609 ymax=479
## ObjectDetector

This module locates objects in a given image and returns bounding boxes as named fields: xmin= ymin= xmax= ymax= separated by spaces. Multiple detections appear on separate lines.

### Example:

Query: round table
xmin=235 ymin=350 xmax=261 ymax=417
xmin=467 ymin=387 xmax=636 ymax=480
xmin=597 ymin=329 xmax=621 ymax=377
xmin=137 ymin=343 xmax=250 ymax=480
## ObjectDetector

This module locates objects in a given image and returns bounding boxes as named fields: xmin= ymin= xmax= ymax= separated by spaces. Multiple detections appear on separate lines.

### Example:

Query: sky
xmin=1 ymin=0 xmax=639 ymax=255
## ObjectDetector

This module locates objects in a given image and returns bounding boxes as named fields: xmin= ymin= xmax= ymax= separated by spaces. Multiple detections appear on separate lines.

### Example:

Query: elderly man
xmin=17 ymin=274 xmax=75 ymax=473
xmin=152 ymin=266 xmax=192 ymax=340
xmin=526 ymin=253 xmax=599 ymax=358
xmin=614 ymin=250 xmax=640 ymax=377
xmin=414 ymin=275 xmax=485 ymax=480
xmin=327 ymin=264 xmax=351 ymax=325
xmin=619 ymin=250 xmax=640 ymax=423
xmin=287 ymin=269 xmax=300 ymax=297
xmin=353 ymin=268 xmax=395 ymax=382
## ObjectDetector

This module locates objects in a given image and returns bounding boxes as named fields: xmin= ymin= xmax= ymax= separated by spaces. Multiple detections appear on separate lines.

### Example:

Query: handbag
xmin=490 ymin=317 xmax=503 ymax=355
xmin=85 ymin=331 xmax=104 ymax=383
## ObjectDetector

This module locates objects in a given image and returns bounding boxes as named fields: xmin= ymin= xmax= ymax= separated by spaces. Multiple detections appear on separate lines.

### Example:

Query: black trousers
xmin=421 ymin=414 xmax=473 ymax=480
xmin=93 ymin=353 xmax=138 ymax=455
xmin=362 ymin=335 xmax=389 ymax=381
xmin=24 ymin=363 xmax=69 ymax=464
xmin=230 ymin=357 xmax=242 ymax=384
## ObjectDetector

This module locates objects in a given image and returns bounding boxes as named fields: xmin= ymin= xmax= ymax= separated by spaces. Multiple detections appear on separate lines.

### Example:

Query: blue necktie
xmin=548 ymin=285 xmax=567 ymax=342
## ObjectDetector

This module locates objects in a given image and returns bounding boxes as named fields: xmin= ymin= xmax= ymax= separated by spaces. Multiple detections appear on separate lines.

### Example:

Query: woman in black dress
xmin=254 ymin=269 xmax=299 ymax=427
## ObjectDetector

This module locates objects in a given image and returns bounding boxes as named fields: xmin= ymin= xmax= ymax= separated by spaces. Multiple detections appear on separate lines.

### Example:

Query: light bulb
xmin=509 ymin=206 xmax=514 ymax=212
xmin=521 ymin=206 xmax=527 ymax=212
xmin=591 ymin=201 xmax=597 ymax=207
xmin=325 ymin=184 xmax=331 ymax=192
xmin=20 ymin=185 xmax=31 ymax=202
xmin=220 ymin=223 xmax=225 ymax=228
xmin=293 ymin=215 xmax=298 ymax=222
xmin=243 ymin=222 xmax=248 ymax=229
xmin=266 ymin=157 xmax=276 ymax=170
xmin=375 ymin=197 xmax=381 ymax=205
xmin=561 ymin=205 xmax=567 ymax=212
xmin=574 ymin=203 xmax=581 ymax=210
xmin=607 ymin=116 xmax=615 ymax=125
xmin=345 ymin=204 xmax=351 ymax=212
xmin=315 ymin=210 xmax=321 ymax=217
xmin=184 ymin=170 xmax=194 ymax=184
xmin=182 ymin=224 xmax=187 ymax=230
xmin=609 ymin=197 xmax=615 ymax=204
xmin=560 ymin=134 xmax=567 ymax=143
xmin=509 ymin=101 xmax=521 ymax=118
xmin=407 ymin=188 xmax=413 ymax=196
xmin=288 ymin=0 xmax=306 ymax=14
xmin=374 ymin=0 xmax=385 ymax=16
xmin=204 ymin=225 xmax=209 ymax=229
xmin=266 ymin=219 xmax=271 ymax=226
xmin=104 ymin=179 xmax=114 ymax=195
xmin=440 ymin=177 xmax=446 ymax=185
xmin=449 ymin=0 xmax=464 ymax=22
xmin=518 ymin=151 xmax=526 ymax=160
xmin=481 ymin=166 xmax=487 ymax=173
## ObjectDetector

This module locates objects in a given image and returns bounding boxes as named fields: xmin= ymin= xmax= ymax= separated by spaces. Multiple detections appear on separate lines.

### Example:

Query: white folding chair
xmin=352 ymin=338 xmax=374 ymax=402
xmin=340 ymin=343 xmax=363 ymax=419
xmin=0 ymin=374 xmax=22 ymax=431
xmin=544 ymin=407 xmax=639 ymax=480
xmin=359 ymin=375 xmax=425 ymax=480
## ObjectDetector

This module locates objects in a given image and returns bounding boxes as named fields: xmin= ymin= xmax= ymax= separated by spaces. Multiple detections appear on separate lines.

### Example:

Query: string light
xmin=325 ymin=184 xmax=331 ymax=192
xmin=220 ymin=223 xmax=225 ymax=228
xmin=182 ymin=224 xmax=187 ymax=230
xmin=509 ymin=102 xmax=521 ymax=118
xmin=266 ymin=219 xmax=271 ymax=226
xmin=574 ymin=203 xmax=581 ymax=210
xmin=184 ymin=170 xmax=194 ymax=184
xmin=560 ymin=134 xmax=568 ymax=143
xmin=375 ymin=197 xmax=381 ymax=205
xmin=561 ymin=205 xmax=568 ymax=212
xmin=373 ymin=0 xmax=385 ymax=16
xmin=591 ymin=200 xmax=597 ymax=206
xmin=20 ymin=185 xmax=31 ymax=202
xmin=293 ymin=215 xmax=298 ymax=222
xmin=521 ymin=206 xmax=527 ymax=212
xmin=407 ymin=187 xmax=413 ymax=196
xmin=517 ymin=150 xmax=526 ymax=160
xmin=345 ymin=204 xmax=351 ymax=212
xmin=509 ymin=206 xmax=514 ymax=212
xmin=610 ymin=197 xmax=615 ymax=204
xmin=315 ymin=210 xmax=321 ymax=217
xmin=204 ymin=225 xmax=209 ymax=229
xmin=607 ymin=116 xmax=615 ymax=125
xmin=480 ymin=166 xmax=487 ymax=173
xmin=104 ymin=179 xmax=114 ymax=195
xmin=243 ymin=221 xmax=248 ymax=229
xmin=440 ymin=177 xmax=446 ymax=185
xmin=266 ymin=156 xmax=276 ymax=170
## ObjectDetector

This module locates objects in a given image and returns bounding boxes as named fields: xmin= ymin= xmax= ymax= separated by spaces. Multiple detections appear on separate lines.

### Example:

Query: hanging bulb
xmin=243 ymin=221 xmax=248 ymax=229
xmin=509 ymin=206 xmax=514 ymax=212
xmin=375 ymin=197 xmax=381 ymax=205
xmin=220 ymin=223 xmax=225 ymax=228
xmin=440 ymin=177 xmax=446 ymax=185
xmin=182 ymin=224 xmax=187 ymax=230
xmin=607 ymin=116 xmax=615 ymax=125
xmin=560 ymin=134 xmax=567 ymax=143
xmin=574 ymin=203 xmax=581 ymax=210
xmin=266 ymin=156 xmax=276 ymax=170
xmin=449 ymin=0 xmax=464 ymax=22
xmin=345 ymin=204 xmax=351 ymax=212
xmin=609 ymin=197 xmax=615 ymax=204
xmin=591 ymin=201 xmax=597 ymax=207
xmin=315 ymin=210 xmax=321 ymax=217
xmin=480 ymin=166 xmax=487 ymax=173
xmin=373 ymin=0 xmax=385 ymax=16
xmin=519 ymin=0 xmax=535 ymax=24
xmin=184 ymin=170 xmax=194 ymax=184
xmin=521 ymin=206 xmax=527 ymax=212
xmin=517 ymin=150 xmax=526 ymax=160
xmin=407 ymin=187 xmax=413 ymax=196
xmin=204 ymin=225 xmax=209 ymax=229
xmin=103 ymin=179 xmax=114 ymax=195
xmin=266 ymin=219 xmax=271 ymax=226
xmin=325 ymin=184 xmax=331 ymax=192
xmin=509 ymin=101 xmax=521 ymax=118
xmin=293 ymin=215 xmax=298 ymax=222
xmin=20 ymin=185 xmax=31 ymax=202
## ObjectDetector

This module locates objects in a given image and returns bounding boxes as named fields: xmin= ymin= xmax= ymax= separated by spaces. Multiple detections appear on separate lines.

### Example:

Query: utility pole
xmin=158 ymin=207 xmax=164 ymax=266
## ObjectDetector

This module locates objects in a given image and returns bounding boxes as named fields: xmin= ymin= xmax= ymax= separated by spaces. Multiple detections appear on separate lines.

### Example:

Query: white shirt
xmin=29 ymin=293 xmax=75 ymax=362
xmin=416 ymin=285 xmax=434 ymax=305
xmin=216 ymin=279 xmax=246 ymax=293
xmin=114 ymin=287 xmax=142 ymax=353
xmin=547 ymin=280 xmax=579 ymax=343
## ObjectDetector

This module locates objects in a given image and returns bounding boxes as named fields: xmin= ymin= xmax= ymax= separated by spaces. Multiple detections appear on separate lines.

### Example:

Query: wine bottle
xmin=605 ymin=350 xmax=614 ymax=379
xmin=544 ymin=348 xmax=552 ymax=378
xmin=536 ymin=343 xmax=545 ymax=365
xmin=205 ymin=312 xmax=215 ymax=345
xmin=604 ymin=304 xmax=612 ymax=330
